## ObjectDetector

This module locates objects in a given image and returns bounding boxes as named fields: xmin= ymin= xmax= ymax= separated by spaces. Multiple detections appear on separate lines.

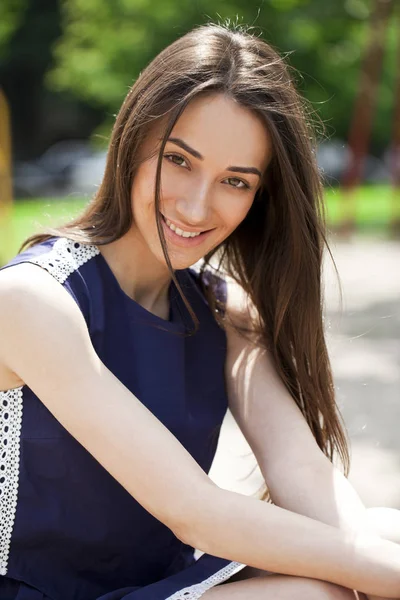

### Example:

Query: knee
xmin=297 ymin=579 xmax=355 ymax=600
xmin=233 ymin=573 xmax=355 ymax=600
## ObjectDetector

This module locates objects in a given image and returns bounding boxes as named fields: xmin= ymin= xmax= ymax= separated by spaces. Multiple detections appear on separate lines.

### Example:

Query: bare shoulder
xmin=223 ymin=278 xmax=261 ymax=349
xmin=224 ymin=278 xmax=250 ymax=322
xmin=0 ymin=262 xmax=93 ymax=387
xmin=0 ymin=262 xmax=85 ymax=342
xmin=0 ymin=261 xmax=64 ymax=297
xmin=0 ymin=264 xmax=65 ymax=388
xmin=0 ymin=262 xmax=81 ymax=318
xmin=0 ymin=265 xmax=37 ymax=387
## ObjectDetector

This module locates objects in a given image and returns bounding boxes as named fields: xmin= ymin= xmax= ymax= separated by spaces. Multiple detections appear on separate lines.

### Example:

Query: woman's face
xmin=130 ymin=93 xmax=272 ymax=271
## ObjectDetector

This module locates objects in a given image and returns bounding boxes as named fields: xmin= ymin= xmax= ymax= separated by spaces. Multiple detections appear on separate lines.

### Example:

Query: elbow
xmin=171 ymin=520 xmax=198 ymax=548
xmin=173 ymin=520 xmax=214 ymax=555
xmin=168 ymin=483 xmax=221 ymax=552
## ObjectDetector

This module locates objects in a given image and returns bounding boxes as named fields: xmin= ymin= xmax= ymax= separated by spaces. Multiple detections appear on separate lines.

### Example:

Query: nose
xmin=175 ymin=180 xmax=211 ymax=226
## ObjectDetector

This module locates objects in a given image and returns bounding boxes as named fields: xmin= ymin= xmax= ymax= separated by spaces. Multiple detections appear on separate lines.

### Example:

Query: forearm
xmin=261 ymin=459 xmax=400 ymax=599
xmin=366 ymin=512 xmax=400 ymax=600
xmin=186 ymin=485 xmax=400 ymax=597
xmin=265 ymin=456 xmax=369 ymax=533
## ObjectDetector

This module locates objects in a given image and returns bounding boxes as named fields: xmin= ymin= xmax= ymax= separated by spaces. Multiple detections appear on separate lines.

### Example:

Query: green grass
xmin=0 ymin=186 xmax=399 ymax=264
xmin=11 ymin=196 xmax=86 ymax=242
xmin=325 ymin=185 xmax=400 ymax=228
xmin=0 ymin=197 xmax=87 ymax=264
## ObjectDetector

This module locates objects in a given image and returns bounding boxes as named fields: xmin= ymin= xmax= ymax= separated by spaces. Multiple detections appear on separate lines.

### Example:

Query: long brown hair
xmin=22 ymin=23 xmax=349 ymax=477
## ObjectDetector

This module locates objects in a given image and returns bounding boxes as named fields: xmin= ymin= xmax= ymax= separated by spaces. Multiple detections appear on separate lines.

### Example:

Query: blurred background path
xmin=210 ymin=236 xmax=400 ymax=509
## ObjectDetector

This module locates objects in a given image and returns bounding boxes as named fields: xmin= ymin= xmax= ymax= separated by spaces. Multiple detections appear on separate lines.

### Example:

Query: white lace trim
xmin=165 ymin=561 xmax=245 ymax=599
xmin=30 ymin=237 xmax=99 ymax=284
xmin=0 ymin=387 xmax=23 ymax=575
xmin=0 ymin=239 xmax=98 ymax=575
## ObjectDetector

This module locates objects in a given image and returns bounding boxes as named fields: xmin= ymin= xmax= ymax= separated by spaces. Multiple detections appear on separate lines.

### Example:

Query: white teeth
xmin=164 ymin=217 xmax=201 ymax=238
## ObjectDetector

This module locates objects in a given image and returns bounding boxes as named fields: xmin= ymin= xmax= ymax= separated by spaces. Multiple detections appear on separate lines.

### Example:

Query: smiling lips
xmin=164 ymin=216 xmax=202 ymax=238
xmin=160 ymin=214 xmax=214 ymax=247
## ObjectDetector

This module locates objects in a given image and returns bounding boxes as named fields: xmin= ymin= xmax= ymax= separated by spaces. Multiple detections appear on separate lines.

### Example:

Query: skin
xmin=218 ymin=315 xmax=400 ymax=599
xmin=0 ymin=93 xmax=400 ymax=599
xmin=99 ymin=93 xmax=271 ymax=317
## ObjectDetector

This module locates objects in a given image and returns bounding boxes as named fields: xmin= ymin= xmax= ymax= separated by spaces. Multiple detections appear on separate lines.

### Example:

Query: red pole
xmin=340 ymin=0 xmax=394 ymax=232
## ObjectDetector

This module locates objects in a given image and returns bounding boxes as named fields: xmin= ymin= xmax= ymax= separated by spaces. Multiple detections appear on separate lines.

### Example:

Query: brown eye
xmin=164 ymin=154 xmax=188 ymax=168
xmin=225 ymin=177 xmax=249 ymax=189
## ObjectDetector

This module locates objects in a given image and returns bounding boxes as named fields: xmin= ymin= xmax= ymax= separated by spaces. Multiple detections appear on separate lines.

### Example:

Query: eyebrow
xmin=167 ymin=137 xmax=262 ymax=178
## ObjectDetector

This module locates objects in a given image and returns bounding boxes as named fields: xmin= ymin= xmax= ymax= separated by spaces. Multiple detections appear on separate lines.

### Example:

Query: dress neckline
xmin=95 ymin=249 xmax=186 ymax=332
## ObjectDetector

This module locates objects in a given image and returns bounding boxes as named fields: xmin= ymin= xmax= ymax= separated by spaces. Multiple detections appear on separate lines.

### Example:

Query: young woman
xmin=0 ymin=22 xmax=399 ymax=600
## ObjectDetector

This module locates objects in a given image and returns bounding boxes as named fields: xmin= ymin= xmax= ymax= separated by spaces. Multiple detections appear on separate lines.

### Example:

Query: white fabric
xmin=0 ymin=387 xmax=23 ymax=576
xmin=0 ymin=237 xmax=98 ymax=575
xmin=30 ymin=237 xmax=99 ymax=283
xmin=165 ymin=561 xmax=246 ymax=599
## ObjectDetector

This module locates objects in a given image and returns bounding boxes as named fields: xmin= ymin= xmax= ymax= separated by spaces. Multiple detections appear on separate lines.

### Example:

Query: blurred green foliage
xmin=48 ymin=0 xmax=396 ymax=150
xmin=0 ymin=0 xmax=397 ymax=151
xmin=0 ymin=0 xmax=27 ymax=58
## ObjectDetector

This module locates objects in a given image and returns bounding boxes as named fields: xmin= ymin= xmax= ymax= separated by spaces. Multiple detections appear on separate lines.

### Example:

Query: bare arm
xmin=0 ymin=264 xmax=399 ymax=597
xmin=225 ymin=316 xmax=367 ymax=533
xmin=224 ymin=297 xmax=398 ymax=600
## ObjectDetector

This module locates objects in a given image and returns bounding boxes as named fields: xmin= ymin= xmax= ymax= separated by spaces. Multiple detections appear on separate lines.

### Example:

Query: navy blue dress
xmin=0 ymin=237 xmax=245 ymax=600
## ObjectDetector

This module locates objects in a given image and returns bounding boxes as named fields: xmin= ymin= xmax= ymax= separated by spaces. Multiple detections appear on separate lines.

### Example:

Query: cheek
xmin=131 ymin=163 xmax=157 ymax=213
xmin=131 ymin=161 xmax=184 ymax=215
xmin=160 ymin=167 xmax=189 ymax=200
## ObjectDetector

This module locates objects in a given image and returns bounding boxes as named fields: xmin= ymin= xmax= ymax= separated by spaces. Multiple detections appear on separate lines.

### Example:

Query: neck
xmin=99 ymin=231 xmax=172 ymax=319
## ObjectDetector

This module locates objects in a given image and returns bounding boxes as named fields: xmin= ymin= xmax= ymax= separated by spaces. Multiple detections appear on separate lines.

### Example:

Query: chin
xmin=164 ymin=256 xmax=198 ymax=271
